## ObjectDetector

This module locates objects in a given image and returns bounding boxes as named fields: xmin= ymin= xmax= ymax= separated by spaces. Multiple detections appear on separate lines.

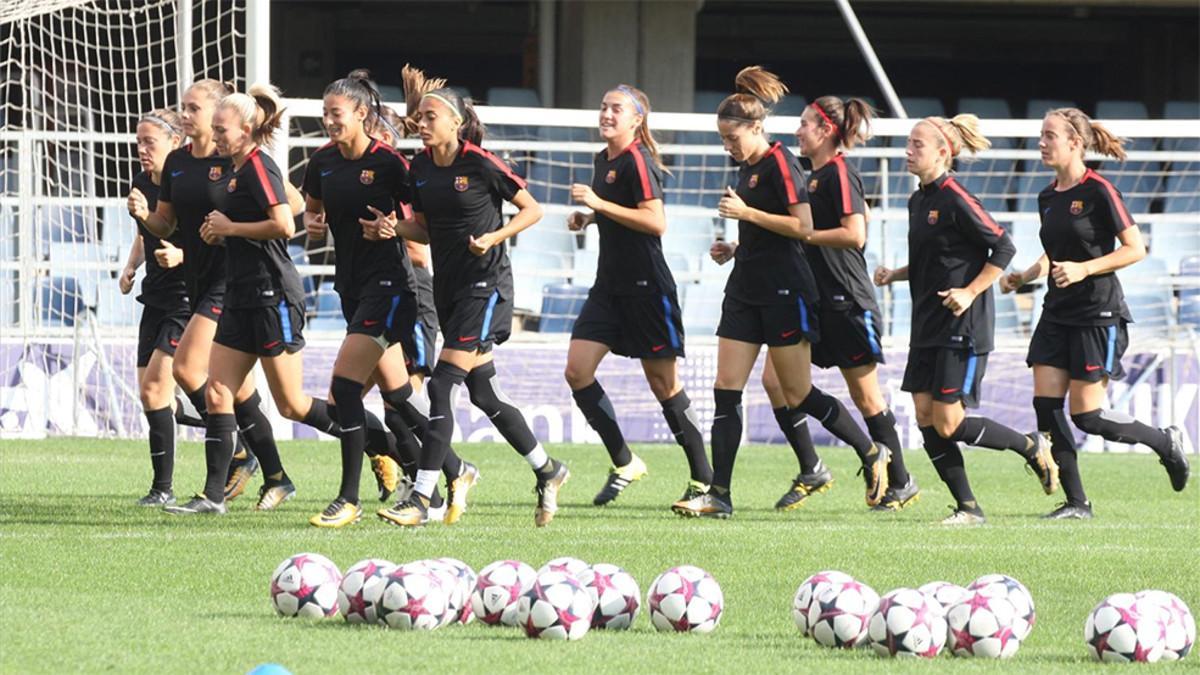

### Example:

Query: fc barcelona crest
xmin=226 ymin=177 xmax=237 ymax=193
xmin=359 ymin=169 xmax=375 ymax=185
xmin=454 ymin=175 xmax=469 ymax=192
xmin=748 ymin=174 xmax=759 ymax=188
xmin=1070 ymin=200 xmax=1084 ymax=215
xmin=808 ymin=178 xmax=818 ymax=192
xmin=927 ymin=209 xmax=939 ymax=225
xmin=208 ymin=166 xmax=223 ymax=181
xmin=605 ymin=169 xmax=617 ymax=184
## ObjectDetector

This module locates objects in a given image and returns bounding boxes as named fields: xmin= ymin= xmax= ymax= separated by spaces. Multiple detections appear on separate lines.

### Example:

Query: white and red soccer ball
xmin=538 ymin=557 xmax=590 ymax=582
xmin=435 ymin=557 xmax=478 ymax=625
xmin=946 ymin=591 xmax=1022 ymax=658
xmin=471 ymin=560 xmax=536 ymax=626
xmin=270 ymin=553 xmax=342 ymax=619
xmin=379 ymin=561 xmax=448 ymax=631
xmin=1136 ymin=590 xmax=1195 ymax=661
xmin=807 ymin=579 xmax=880 ymax=649
xmin=868 ymin=588 xmax=949 ymax=658
xmin=647 ymin=565 xmax=723 ymax=634
xmin=337 ymin=558 xmax=394 ymax=624
xmin=969 ymin=574 xmax=1036 ymax=641
xmin=792 ymin=570 xmax=856 ymax=635
xmin=919 ymin=581 xmax=970 ymax=611
xmin=579 ymin=563 xmax=640 ymax=630
xmin=1085 ymin=593 xmax=1170 ymax=663
xmin=516 ymin=571 xmax=595 ymax=640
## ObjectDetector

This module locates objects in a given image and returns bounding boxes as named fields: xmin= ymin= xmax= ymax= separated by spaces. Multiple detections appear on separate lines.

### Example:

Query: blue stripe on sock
xmin=1105 ymin=324 xmax=1117 ymax=373
xmin=797 ymin=296 xmax=810 ymax=333
xmin=278 ymin=300 xmax=293 ymax=343
xmin=480 ymin=290 xmax=500 ymax=341
xmin=385 ymin=295 xmax=401 ymax=329
xmin=962 ymin=351 xmax=978 ymax=396
xmin=661 ymin=294 xmax=680 ymax=349
xmin=863 ymin=309 xmax=881 ymax=355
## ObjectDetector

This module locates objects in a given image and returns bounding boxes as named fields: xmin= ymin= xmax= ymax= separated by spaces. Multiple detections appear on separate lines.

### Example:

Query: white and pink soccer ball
xmin=919 ymin=581 xmax=970 ymax=611
xmin=435 ymin=558 xmax=478 ymax=625
xmin=579 ymin=563 xmax=640 ymax=630
xmin=807 ymin=579 xmax=880 ymax=649
xmin=868 ymin=588 xmax=949 ymax=658
xmin=337 ymin=558 xmax=394 ymax=624
xmin=379 ymin=561 xmax=448 ymax=631
xmin=517 ymin=571 xmax=595 ymax=640
xmin=647 ymin=565 xmax=723 ymax=634
xmin=269 ymin=552 xmax=342 ymax=619
xmin=424 ymin=560 xmax=467 ymax=628
xmin=538 ymin=557 xmax=590 ymax=582
xmin=1137 ymin=590 xmax=1195 ymax=661
xmin=969 ymin=574 xmax=1036 ymax=641
xmin=792 ymin=570 xmax=856 ymax=635
xmin=946 ymin=591 xmax=1022 ymax=658
xmin=1085 ymin=593 xmax=1171 ymax=663
xmin=471 ymin=560 xmax=536 ymax=626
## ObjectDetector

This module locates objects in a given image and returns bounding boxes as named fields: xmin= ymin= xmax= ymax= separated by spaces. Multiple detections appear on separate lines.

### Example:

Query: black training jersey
xmin=724 ymin=142 xmax=818 ymax=307
xmin=906 ymin=173 xmax=1016 ymax=353
xmin=801 ymin=154 xmax=878 ymax=311
xmin=220 ymin=148 xmax=304 ymax=309
xmin=158 ymin=144 xmax=231 ymax=301
xmin=130 ymin=171 xmax=187 ymax=308
xmin=302 ymin=138 xmax=415 ymax=299
xmin=590 ymin=139 xmax=675 ymax=296
xmin=409 ymin=140 xmax=524 ymax=305
xmin=1037 ymin=169 xmax=1134 ymax=326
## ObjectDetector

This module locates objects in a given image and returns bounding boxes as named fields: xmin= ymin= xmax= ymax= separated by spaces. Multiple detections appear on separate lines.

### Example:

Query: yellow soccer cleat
xmin=309 ymin=498 xmax=363 ymax=528
xmin=444 ymin=462 xmax=481 ymax=525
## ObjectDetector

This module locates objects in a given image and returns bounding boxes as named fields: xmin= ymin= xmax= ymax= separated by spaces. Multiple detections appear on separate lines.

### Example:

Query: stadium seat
xmin=36 ymin=205 xmax=95 ymax=256
xmin=956 ymin=98 xmax=1012 ymax=119
xmin=1118 ymin=255 xmax=1168 ymax=295
xmin=1146 ymin=221 xmax=1200 ymax=273
xmin=661 ymin=212 xmax=715 ymax=260
xmin=528 ymin=125 xmax=592 ymax=205
xmin=308 ymin=282 xmax=344 ymax=332
xmin=49 ymin=241 xmax=107 ymax=303
xmin=572 ymin=248 xmax=598 ymax=287
xmin=1024 ymin=99 xmax=1077 ymax=119
xmin=377 ymin=85 xmax=404 ymax=105
xmin=95 ymin=281 xmax=140 ymax=327
xmin=898 ymin=97 xmax=945 ymax=121
xmin=511 ymin=248 xmax=570 ymax=312
xmin=1095 ymin=100 xmax=1149 ymax=120
xmin=1163 ymin=173 xmax=1200 ymax=213
xmin=485 ymin=87 xmax=541 ymax=108
xmin=1179 ymin=256 xmax=1200 ymax=327
xmin=538 ymin=284 xmax=589 ymax=332
xmin=692 ymin=90 xmax=726 ymax=114
xmin=665 ymin=130 xmax=732 ymax=208
xmin=38 ymin=276 xmax=85 ymax=327
xmin=1013 ymin=160 xmax=1054 ymax=213
xmin=515 ymin=205 xmax=577 ymax=256
xmin=774 ymin=94 xmax=807 ymax=117
xmin=1124 ymin=289 xmax=1175 ymax=333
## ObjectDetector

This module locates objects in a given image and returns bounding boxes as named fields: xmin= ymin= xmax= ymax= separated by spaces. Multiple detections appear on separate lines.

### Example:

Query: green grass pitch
xmin=1 ymin=438 xmax=1196 ymax=673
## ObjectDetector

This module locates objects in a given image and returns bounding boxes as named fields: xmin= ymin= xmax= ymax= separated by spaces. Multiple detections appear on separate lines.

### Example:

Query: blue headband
xmin=616 ymin=86 xmax=645 ymax=116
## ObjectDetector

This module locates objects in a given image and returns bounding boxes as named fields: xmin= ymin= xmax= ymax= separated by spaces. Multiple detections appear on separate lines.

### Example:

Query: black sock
xmin=949 ymin=416 xmax=1032 ymax=457
xmin=302 ymin=397 xmax=342 ymax=438
xmin=797 ymin=387 xmax=874 ymax=461
xmin=186 ymin=385 xmax=208 ymax=420
xmin=363 ymin=412 xmax=401 ymax=463
xmin=203 ymin=413 xmax=237 ymax=502
xmin=382 ymin=384 xmax=462 ymax=479
xmin=661 ymin=390 xmax=713 ymax=484
xmin=173 ymin=395 xmax=205 ymax=428
xmin=330 ymin=376 xmax=366 ymax=504
xmin=145 ymin=406 xmax=175 ymax=492
xmin=710 ymin=389 xmax=743 ymax=491
xmin=865 ymin=409 xmax=909 ymax=486
xmin=1035 ymin=396 xmax=1087 ymax=506
xmin=419 ymin=362 xmax=468 ymax=477
xmin=773 ymin=406 xmax=821 ymax=474
xmin=1071 ymin=409 xmax=1171 ymax=458
xmin=573 ymin=380 xmax=632 ymax=467
xmin=465 ymin=361 xmax=538 ymax=456
xmin=921 ymin=426 xmax=979 ymax=513
xmin=235 ymin=392 xmax=287 ymax=482
xmin=383 ymin=407 xmax=419 ymax=479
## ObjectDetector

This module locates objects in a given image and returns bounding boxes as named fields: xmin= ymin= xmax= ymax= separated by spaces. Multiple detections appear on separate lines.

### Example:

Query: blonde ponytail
xmin=924 ymin=114 xmax=990 ymax=168
xmin=220 ymin=82 xmax=285 ymax=147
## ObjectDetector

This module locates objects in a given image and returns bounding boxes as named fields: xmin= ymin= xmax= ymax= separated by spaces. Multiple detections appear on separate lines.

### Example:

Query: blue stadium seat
xmin=377 ymin=85 xmax=404 ymax=105
xmin=1146 ymin=221 xmax=1200 ymax=273
xmin=1095 ymin=100 xmax=1149 ymax=120
xmin=693 ymin=91 xmax=726 ymax=114
xmin=1164 ymin=101 xmax=1200 ymax=119
xmin=486 ymin=87 xmax=541 ymax=108
xmin=849 ymin=151 xmax=881 ymax=203
xmin=528 ymin=125 xmax=592 ymax=205
xmin=511 ymin=248 xmax=570 ymax=312
xmin=665 ymin=130 xmax=732 ymax=208
xmin=1179 ymin=256 xmax=1200 ymax=327
xmin=538 ymin=284 xmax=589 ymax=332
xmin=38 ymin=276 xmax=85 ymax=327
xmin=1014 ymin=160 xmax=1054 ymax=213
xmin=1024 ymin=99 xmax=1077 ymax=119
xmin=898 ymin=97 xmax=945 ymax=122
xmin=956 ymin=98 xmax=1012 ymax=119
xmin=1124 ymin=290 xmax=1175 ymax=333
xmin=774 ymin=95 xmax=807 ymax=117
xmin=1118 ymin=255 xmax=1169 ymax=296
xmin=1163 ymin=173 xmax=1200 ymax=213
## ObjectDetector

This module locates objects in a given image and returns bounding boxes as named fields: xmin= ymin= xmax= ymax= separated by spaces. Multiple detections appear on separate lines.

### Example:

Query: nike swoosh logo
xmin=320 ymin=170 xmax=333 ymax=177
xmin=171 ymin=170 xmax=184 ymax=177
xmin=651 ymin=344 xmax=666 ymax=352
xmin=415 ymin=180 xmax=428 ymax=187
xmin=1084 ymin=364 xmax=1103 ymax=372
xmin=263 ymin=340 xmax=281 ymax=349
xmin=457 ymin=335 xmax=477 ymax=342
xmin=850 ymin=352 xmax=866 ymax=361
xmin=781 ymin=329 xmax=799 ymax=338
xmin=362 ymin=319 xmax=380 ymax=326
xmin=940 ymin=387 xmax=959 ymax=394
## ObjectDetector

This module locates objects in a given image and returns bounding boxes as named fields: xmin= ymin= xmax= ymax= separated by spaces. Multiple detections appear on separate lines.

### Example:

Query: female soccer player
xmin=1000 ymin=108 xmax=1188 ymax=519
xmin=563 ymin=83 xmax=712 ymax=509
xmin=375 ymin=84 xmax=569 ymax=528
xmin=874 ymin=114 xmax=1057 ymax=525
xmin=120 ymin=108 xmax=187 ymax=506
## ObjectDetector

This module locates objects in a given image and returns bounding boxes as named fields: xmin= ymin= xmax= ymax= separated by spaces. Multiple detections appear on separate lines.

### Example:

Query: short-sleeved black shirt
xmin=130 ymin=171 xmax=187 ymax=308
xmin=1037 ymin=169 xmax=1134 ymax=326
xmin=302 ymin=138 xmax=415 ymax=299
xmin=408 ymin=140 xmax=524 ymax=306
xmin=906 ymin=173 xmax=1016 ymax=353
xmin=590 ymin=138 xmax=674 ymax=296
xmin=220 ymin=148 xmax=305 ymax=309
xmin=158 ymin=144 xmax=231 ymax=301
xmin=801 ymin=154 xmax=878 ymax=311
xmin=724 ymin=142 xmax=818 ymax=307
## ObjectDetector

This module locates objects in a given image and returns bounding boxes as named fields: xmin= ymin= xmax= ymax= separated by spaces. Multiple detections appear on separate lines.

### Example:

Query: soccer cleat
xmin=254 ymin=479 xmax=295 ymax=511
xmin=1025 ymin=432 xmax=1059 ymax=495
xmin=444 ymin=461 xmax=481 ymax=525
xmin=163 ymin=494 xmax=227 ymax=515
xmin=137 ymin=488 xmax=175 ymax=507
xmin=534 ymin=460 xmax=570 ymax=527
xmin=309 ymin=497 xmax=363 ymax=528
xmin=940 ymin=507 xmax=986 ymax=526
xmin=593 ymin=453 xmax=649 ymax=506
xmin=377 ymin=493 xmax=429 ymax=527
xmin=871 ymin=477 xmax=921 ymax=512
xmin=223 ymin=451 xmax=260 ymax=501
xmin=774 ymin=463 xmax=834 ymax=511
xmin=370 ymin=455 xmax=401 ymax=502
xmin=858 ymin=443 xmax=891 ymax=507
xmin=1042 ymin=502 xmax=1094 ymax=520
xmin=672 ymin=489 xmax=733 ymax=519
xmin=1162 ymin=426 xmax=1190 ymax=492
xmin=671 ymin=480 xmax=710 ymax=514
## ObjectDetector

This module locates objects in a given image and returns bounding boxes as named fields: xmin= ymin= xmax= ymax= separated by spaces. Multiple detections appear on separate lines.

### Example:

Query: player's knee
xmin=205 ymin=382 xmax=234 ymax=414
xmin=646 ymin=373 xmax=676 ymax=401
xmin=139 ymin=381 xmax=165 ymax=409
xmin=563 ymin=363 xmax=593 ymax=391
xmin=172 ymin=359 xmax=201 ymax=391
xmin=1070 ymin=410 xmax=1104 ymax=436
xmin=933 ymin=416 xmax=960 ymax=439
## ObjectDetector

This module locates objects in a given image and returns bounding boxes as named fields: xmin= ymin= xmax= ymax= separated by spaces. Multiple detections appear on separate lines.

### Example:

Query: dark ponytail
xmin=423 ymin=85 xmax=486 ymax=145
xmin=810 ymin=95 xmax=876 ymax=149
xmin=717 ymin=66 xmax=787 ymax=124
xmin=324 ymin=69 xmax=383 ymax=125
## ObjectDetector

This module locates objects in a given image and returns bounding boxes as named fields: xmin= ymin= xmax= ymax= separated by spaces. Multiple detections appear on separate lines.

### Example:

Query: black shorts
xmin=810 ymin=303 xmax=885 ymax=369
xmin=136 ymin=303 xmax=190 ymax=367
xmin=901 ymin=346 xmax=989 ymax=408
xmin=1026 ymin=319 xmax=1128 ymax=382
xmin=438 ymin=289 xmax=511 ymax=354
xmin=341 ymin=293 xmax=418 ymax=351
xmin=190 ymin=286 xmax=225 ymax=323
xmin=214 ymin=299 xmax=306 ymax=357
xmin=571 ymin=289 xmax=685 ymax=359
xmin=716 ymin=295 xmax=820 ymax=347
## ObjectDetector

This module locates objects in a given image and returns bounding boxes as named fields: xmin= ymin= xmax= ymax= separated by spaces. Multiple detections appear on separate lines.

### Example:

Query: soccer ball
xmin=969 ymin=574 xmax=1036 ymax=641
xmin=424 ymin=560 xmax=466 ymax=628
xmin=1137 ymin=590 xmax=1195 ymax=661
xmin=793 ymin=570 xmax=856 ymax=635
xmin=516 ymin=571 xmax=595 ymax=640
xmin=918 ymin=581 xmax=970 ymax=610
xmin=647 ymin=565 xmax=723 ymax=634
xmin=269 ymin=553 xmax=341 ymax=618
xmin=808 ymin=579 xmax=880 ymax=648
xmin=579 ymin=563 xmax=640 ymax=630
xmin=436 ymin=558 xmax=478 ymax=625
xmin=379 ymin=561 xmax=448 ymax=631
xmin=537 ymin=557 xmax=590 ymax=582
xmin=867 ymin=588 xmax=948 ymax=658
xmin=946 ymin=592 xmax=1021 ymax=658
xmin=1085 ymin=593 xmax=1169 ymax=663
xmin=470 ymin=560 xmax=536 ymax=626
xmin=338 ymin=558 xmax=394 ymax=624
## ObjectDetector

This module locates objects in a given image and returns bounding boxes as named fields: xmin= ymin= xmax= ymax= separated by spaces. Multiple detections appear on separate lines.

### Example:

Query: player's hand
xmin=938 ymin=287 xmax=978 ymax=317
xmin=118 ymin=265 xmax=136 ymax=295
xmin=304 ymin=210 xmax=328 ymax=240
xmin=710 ymin=240 xmax=737 ymax=265
xmin=359 ymin=205 xmax=397 ymax=241
xmin=200 ymin=210 xmax=231 ymax=244
xmin=154 ymin=239 xmax=184 ymax=269
xmin=570 ymin=183 xmax=601 ymax=210
xmin=874 ymin=266 xmax=895 ymax=286
xmin=468 ymin=232 xmax=498 ymax=256
xmin=717 ymin=187 xmax=747 ymax=220
xmin=999 ymin=270 xmax=1025 ymax=294
xmin=127 ymin=188 xmax=149 ymax=222
xmin=566 ymin=210 xmax=591 ymax=232
xmin=1050 ymin=260 xmax=1088 ymax=288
